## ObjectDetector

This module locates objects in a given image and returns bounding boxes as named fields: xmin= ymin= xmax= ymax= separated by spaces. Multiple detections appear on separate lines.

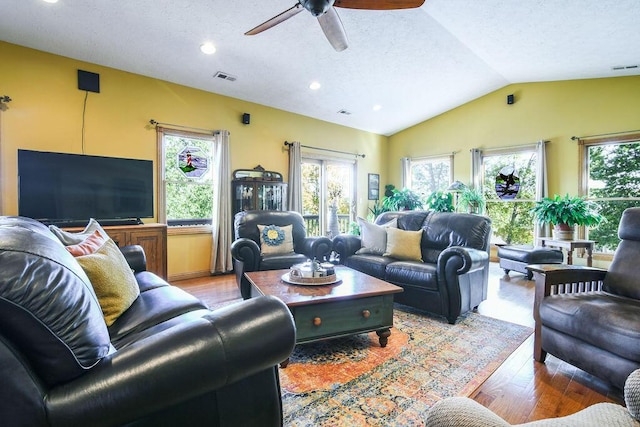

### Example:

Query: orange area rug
xmin=280 ymin=306 xmax=532 ymax=426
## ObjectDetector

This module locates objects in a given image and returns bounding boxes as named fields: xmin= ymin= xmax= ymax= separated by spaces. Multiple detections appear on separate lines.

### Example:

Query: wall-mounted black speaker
xmin=78 ymin=70 xmax=100 ymax=93
xmin=242 ymin=113 xmax=250 ymax=125
xmin=507 ymin=94 xmax=514 ymax=105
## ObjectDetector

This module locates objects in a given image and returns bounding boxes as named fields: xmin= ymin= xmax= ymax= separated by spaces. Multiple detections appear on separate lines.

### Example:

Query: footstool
xmin=497 ymin=245 xmax=564 ymax=280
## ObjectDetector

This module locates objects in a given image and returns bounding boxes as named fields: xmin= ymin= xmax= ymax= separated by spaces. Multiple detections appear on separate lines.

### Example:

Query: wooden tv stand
xmin=64 ymin=223 xmax=167 ymax=280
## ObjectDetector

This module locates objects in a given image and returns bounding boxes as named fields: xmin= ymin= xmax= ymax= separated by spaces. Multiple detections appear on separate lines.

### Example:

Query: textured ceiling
xmin=1 ymin=0 xmax=639 ymax=136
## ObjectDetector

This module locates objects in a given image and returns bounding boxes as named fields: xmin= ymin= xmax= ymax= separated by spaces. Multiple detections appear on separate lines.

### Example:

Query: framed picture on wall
xmin=368 ymin=173 xmax=380 ymax=200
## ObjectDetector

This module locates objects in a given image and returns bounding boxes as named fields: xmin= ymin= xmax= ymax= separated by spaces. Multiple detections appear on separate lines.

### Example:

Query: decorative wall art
xmin=177 ymin=146 xmax=209 ymax=179
xmin=368 ymin=173 xmax=380 ymax=200
xmin=495 ymin=166 xmax=520 ymax=199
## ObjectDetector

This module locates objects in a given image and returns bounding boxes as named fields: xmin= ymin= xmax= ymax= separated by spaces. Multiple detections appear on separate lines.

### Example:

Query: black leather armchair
xmin=231 ymin=210 xmax=333 ymax=299
xmin=0 ymin=216 xmax=296 ymax=427
xmin=529 ymin=207 xmax=640 ymax=389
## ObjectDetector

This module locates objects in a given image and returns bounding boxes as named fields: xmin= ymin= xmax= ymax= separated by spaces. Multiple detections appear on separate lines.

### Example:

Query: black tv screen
xmin=18 ymin=149 xmax=154 ymax=226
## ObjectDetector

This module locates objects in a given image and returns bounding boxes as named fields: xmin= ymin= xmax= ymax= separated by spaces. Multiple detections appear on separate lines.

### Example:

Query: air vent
xmin=337 ymin=109 xmax=352 ymax=115
xmin=612 ymin=65 xmax=639 ymax=71
xmin=213 ymin=71 xmax=237 ymax=82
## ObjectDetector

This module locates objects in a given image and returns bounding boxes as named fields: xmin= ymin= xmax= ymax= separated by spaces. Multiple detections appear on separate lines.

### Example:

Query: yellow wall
xmin=389 ymin=77 xmax=640 ymax=198
xmin=0 ymin=42 xmax=386 ymax=279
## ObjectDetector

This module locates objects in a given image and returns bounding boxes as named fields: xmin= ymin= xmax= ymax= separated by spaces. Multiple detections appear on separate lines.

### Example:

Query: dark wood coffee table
xmin=245 ymin=266 xmax=403 ymax=351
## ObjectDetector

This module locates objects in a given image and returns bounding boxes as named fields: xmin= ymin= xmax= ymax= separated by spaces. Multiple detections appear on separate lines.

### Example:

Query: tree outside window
xmin=409 ymin=156 xmax=451 ymax=200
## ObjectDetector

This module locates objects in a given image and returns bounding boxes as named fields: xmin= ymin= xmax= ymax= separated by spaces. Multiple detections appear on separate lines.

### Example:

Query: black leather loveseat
xmin=0 ymin=216 xmax=295 ymax=427
xmin=333 ymin=211 xmax=492 ymax=324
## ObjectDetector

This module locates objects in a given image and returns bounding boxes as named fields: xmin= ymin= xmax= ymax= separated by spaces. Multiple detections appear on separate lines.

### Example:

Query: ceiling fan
xmin=245 ymin=0 xmax=426 ymax=52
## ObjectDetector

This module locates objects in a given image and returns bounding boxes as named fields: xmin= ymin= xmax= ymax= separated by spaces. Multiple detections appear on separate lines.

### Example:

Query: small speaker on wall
xmin=507 ymin=94 xmax=514 ymax=105
xmin=242 ymin=113 xmax=251 ymax=125
xmin=78 ymin=70 xmax=100 ymax=93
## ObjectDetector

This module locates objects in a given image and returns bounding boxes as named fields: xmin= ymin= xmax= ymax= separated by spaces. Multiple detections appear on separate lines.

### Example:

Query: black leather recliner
xmin=529 ymin=207 xmax=640 ymax=389
xmin=231 ymin=210 xmax=333 ymax=299
xmin=0 ymin=216 xmax=296 ymax=427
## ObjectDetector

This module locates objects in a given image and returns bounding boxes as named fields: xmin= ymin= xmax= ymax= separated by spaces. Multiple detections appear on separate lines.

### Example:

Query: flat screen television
xmin=18 ymin=149 xmax=154 ymax=226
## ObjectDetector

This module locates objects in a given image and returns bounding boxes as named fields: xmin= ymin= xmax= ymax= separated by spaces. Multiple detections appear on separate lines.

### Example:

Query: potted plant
xmin=458 ymin=187 xmax=486 ymax=214
xmin=425 ymin=191 xmax=454 ymax=212
xmin=531 ymin=194 xmax=605 ymax=240
xmin=382 ymin=187 xmax=424 ymax=211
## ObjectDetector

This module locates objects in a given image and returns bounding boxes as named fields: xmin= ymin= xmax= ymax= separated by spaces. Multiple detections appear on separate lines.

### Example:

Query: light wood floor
xmin=174 ymin=262 xmax=623 ymax=424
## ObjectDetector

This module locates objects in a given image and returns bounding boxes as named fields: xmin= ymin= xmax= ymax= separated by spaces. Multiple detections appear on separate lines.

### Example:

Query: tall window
xmin=159 ymin=129 xmax=215 ymax=226
xmin=301 ymin=157 xmax=355 ymax=237
xmin=406 ymin=155 xmax=452 ymax=199
xmin=580 ymin=133 xmax=640 ymax=252
xmin=482 ymin=148 xmax=538 ymax=245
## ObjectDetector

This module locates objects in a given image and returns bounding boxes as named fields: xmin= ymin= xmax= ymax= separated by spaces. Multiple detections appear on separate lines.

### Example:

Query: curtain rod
xmin=475 ymin=140 xmax=549 ymax=153
xmin=149 ymin=119 xmax=216 ymax=135
xmin=571 ymin=129 xmax=640 ymax=140
xmin=284 ymin=141 xmax=365 ymax=158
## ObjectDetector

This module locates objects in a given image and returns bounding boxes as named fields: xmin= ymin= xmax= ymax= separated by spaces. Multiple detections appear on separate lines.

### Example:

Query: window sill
xmin=168 ymin=225 xmax=212 ymax=236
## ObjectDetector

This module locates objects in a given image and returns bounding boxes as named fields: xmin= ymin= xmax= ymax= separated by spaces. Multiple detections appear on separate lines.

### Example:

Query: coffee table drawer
xmin=291 ymin=295 xmax=394 ymax=343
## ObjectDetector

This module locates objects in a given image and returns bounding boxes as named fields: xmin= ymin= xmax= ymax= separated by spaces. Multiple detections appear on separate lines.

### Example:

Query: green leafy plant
xmin=382 ymin=188 xmax=424 ymax=211
xmin=458 ymin=187 xmax=486 ymax=214
xmin=531 ymin=194 xmax=605 ymax=227
xmin=425 ymin=191 xmax=454 ymax=212
xmin=367 ymin=199 xmax=389 ymax=220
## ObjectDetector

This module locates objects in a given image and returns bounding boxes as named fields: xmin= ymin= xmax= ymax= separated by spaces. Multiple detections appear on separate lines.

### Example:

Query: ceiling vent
xmin=213 ymin=71 xmax=237 ymax=82
xmin=337 ymin=109 xmax=352 ymax=115
xmin=612 ymin=65 xmax=638 ymax=71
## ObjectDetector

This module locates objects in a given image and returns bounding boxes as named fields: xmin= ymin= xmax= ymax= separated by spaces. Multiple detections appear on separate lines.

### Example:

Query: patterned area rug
xmin=280 ymin=306 xmax=532 ymax=426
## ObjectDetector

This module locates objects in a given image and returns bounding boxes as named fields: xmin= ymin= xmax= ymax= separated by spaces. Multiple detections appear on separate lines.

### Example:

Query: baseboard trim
xmin=168 ymin=270 xmax=212 ymax=282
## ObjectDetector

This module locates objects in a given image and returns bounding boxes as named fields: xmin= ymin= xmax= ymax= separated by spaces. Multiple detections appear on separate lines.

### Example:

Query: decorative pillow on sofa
xmin=356 ymin=217 xmax=398 ymax=255
xmin=49 ymin=218 xmax=108 ymax=246
xmin=384 ymin=227 xmax=423 ymax=262
xmin=65 ymin=230 xmax=106 ymax=256
xmin=257 ymin=224 xmax=295 ymax=256
xmin=75 ymin=238 xmax=140 ymax=326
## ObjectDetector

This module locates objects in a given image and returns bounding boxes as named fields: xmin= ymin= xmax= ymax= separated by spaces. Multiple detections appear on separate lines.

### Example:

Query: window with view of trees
xmin=482 ymin=149 xmax=538 ymax=245
xmin=160 ymin=130 xmax=214 ymax=226
xmin=407 ymin=156 xmax=452 ymax=200
xmin=580 ymin=135 xmax=640 ymax=252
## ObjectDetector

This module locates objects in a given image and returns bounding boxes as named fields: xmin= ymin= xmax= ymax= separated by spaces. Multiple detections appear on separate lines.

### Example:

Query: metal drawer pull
xmin=313 ymin=317 xmax=322 ymax=326
xmin=362 ymin=310 xmax=370 ymax=318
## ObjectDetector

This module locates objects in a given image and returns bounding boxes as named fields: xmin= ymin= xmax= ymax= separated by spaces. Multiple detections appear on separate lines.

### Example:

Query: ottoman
xmin=498 ymin=245 xmax=564 ymax=279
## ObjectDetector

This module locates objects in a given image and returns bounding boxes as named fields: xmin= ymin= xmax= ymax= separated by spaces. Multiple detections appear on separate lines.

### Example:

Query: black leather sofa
xmin=333 ymin=210 xmax=492 ymax=324
xmin=0 ymin=216 xmax=296 ymax=427
xmin=529 ymin=207 xmax=640 ymax=389
xmin=231 ymin=210 xmax=333 ymax=299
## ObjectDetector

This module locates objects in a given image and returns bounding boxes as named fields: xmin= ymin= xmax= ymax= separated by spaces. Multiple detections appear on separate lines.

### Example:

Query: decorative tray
xmin=281 ymin=272 xmax=341 ymax=286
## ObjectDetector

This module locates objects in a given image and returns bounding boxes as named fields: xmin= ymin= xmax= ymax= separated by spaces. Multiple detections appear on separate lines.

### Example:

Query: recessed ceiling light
xmin=42 ymin=0 xmax=59 ymax=3
xmin=309 ymin=81 xmax=321 ymax=90
xmin=200 ymin=42 xmax=216 ymax=55
xmin=373 ymin=104 xmax=382 ymax=111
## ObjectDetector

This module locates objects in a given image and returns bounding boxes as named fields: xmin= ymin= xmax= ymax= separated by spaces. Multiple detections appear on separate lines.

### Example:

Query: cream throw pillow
xmin=75 ymin=239 xmax=140 ymax=326
xmin=356 ymin=217 xmax=398 ymax=255
xmin=257 ymin=224 xmax=295 ymax=256
xmin=384 ymin=227 xmax=423 ymax=262
xmin=50 ymin=218 xmax=108 ymax=246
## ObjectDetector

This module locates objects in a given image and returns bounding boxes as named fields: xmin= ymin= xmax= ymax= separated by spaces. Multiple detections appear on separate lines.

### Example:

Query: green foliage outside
xmin=410 ymin=158 xmax=451 ymax=200
xmin=425 ymin=191 xmax=453 ymax=212
xmin=164 ymin=135 xmax=213 ymax=222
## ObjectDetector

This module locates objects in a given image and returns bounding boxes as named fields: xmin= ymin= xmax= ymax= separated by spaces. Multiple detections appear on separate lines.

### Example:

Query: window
xmin=580 ymin=133 xmax=640 ymax=252
xmin=406 ymin=155 xmax=452 ymax=199
xmin=301 ymin=157 xmax=355 ymax=237
xmin=482 ymin=148 xmax=538 ymax=245
xmin=159 ymin=129 xmax=215 ymax=226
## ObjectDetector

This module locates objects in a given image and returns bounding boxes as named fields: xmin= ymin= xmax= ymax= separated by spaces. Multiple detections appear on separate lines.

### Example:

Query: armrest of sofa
xmin=332 ymin=234 xmax=362 ymax=263
xmin=230 ymin=237 xmax=261 ymax=271
xmin=301 ymin=236 xmax=333 ymax=261
xmin=437 ymin=246 xmax=488 ymax=277
xmin=46 ymin=295 xmax=295 ymax=427
xmin=119 ymin=244 xmax=147 ymax=273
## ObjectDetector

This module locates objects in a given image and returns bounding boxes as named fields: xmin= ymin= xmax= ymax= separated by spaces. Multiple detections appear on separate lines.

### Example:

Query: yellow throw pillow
xmin=257 ymin=224 xmax=295 ymax=256
xmin=384 ymin=227 xmax=423 ymax=262
xmin=75 ymin=239 xmax=140 ymax=326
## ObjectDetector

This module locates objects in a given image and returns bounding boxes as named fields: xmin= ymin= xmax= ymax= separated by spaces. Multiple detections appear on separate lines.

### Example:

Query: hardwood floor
xmin=173 ymin=262 xmax=624 ymax=423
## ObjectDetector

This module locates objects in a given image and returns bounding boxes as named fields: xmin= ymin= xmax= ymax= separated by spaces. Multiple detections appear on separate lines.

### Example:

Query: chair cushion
xmin=344 ymin=254 xmax=395 ymax=280
xmin=0 ymin=224 xmax=111 ymax=387
xmin=257 ymin=224 xmax=294 ymax=256
xmin=540 ymin=292 xmax=640 ymax=361
xmin=356 ymin=217 xmax=397 ymax=255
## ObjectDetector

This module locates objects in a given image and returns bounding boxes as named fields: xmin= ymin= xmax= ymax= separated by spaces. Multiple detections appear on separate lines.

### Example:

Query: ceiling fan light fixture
xmin=200 ymin=42 xmax=216 ymax=55
xmin=309 ymin=81 xmax=321 ymax=90
xmin=373 ymin=104 xmax=382 ymax=111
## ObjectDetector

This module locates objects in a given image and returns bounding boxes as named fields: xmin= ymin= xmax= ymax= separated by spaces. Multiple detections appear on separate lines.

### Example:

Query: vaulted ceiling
xmin=2 ymin=0 xmax=639 ymax=135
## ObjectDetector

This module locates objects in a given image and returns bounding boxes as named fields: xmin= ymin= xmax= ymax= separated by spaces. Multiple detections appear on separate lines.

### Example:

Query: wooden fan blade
xmin=334 ymin=0 xmax=425 ymax=10
xmin=317 ymin=7 xmax=349 ymax=52
xmin=245 ymin=3 xmax=304 ymax=35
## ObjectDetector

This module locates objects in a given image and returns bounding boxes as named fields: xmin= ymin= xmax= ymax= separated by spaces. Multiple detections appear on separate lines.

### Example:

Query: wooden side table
xmin=537 ymin=238 xmax=596 ymax=266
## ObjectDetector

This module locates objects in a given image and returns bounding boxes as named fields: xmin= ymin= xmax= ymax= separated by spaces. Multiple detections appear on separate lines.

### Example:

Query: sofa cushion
xmin=65 ymin=229 xmax=106 ymax=256
xmin=540 ymin=292 xmax=640 ymax=361
xmin=49 ymin=218 xmax=108 ymax=245
xmin=385 ymin=261 xmax=438 ymax=291
xmin=257 ymin=224 xmax=294 ymax=256
xmin=356 ymin=217 xmax=397 ymax=255
xmin=384 ymin=227 xmax=423 ymax=262
xmin=76 ymin=238 xmax=141 ymax=326
xmin=0 ymin=225 xmax=111 ymax=387
xmin=344 ymin=254 xmax=395 ymax=280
